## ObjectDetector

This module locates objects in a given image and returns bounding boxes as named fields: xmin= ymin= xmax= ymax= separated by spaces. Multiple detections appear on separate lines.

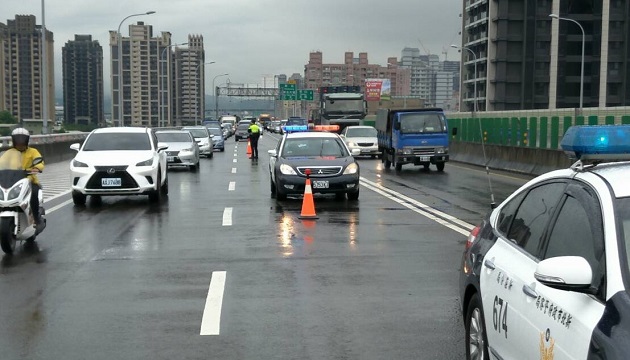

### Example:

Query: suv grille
xmin=296 ymin=166 xmax=342 ymax=177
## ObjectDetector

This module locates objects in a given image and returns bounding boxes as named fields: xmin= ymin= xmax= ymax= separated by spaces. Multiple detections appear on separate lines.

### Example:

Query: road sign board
xmin=297 ymin=90 xmax=314 ymax=101
xmin=287 ymin=79 xmax=297 ymax=85
xmin=282 ymin=90 xmax=297 ymax=100
xmin=279 ymin=83 xmax=296 ymax=91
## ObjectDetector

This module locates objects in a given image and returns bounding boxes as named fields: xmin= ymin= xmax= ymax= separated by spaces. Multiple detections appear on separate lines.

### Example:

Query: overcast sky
xmin=5 ymin=0 xmax=462 ymax=100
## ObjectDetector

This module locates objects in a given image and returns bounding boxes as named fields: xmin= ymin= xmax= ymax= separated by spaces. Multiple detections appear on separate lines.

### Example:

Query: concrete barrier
xmin=0 ymin=133 xmax=87 ymax=164
xmin=450 ymin=142 xmax=573 ymax=176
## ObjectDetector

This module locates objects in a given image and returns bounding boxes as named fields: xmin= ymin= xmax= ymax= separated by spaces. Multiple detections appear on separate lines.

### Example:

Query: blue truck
xmin=376 ymin=108 xmax=454 ymax=172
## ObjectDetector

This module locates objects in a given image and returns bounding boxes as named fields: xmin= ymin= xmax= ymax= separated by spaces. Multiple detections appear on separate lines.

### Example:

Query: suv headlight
xmin=72 ymin=159 xmax=88 ymax=168
xmin=279 ymin=164 xmax=297 ymax=175
xmin=347 ymin=142 xmax=357 ymax=147
xmin=7 ymin=183 xmax=23 ymax=200
xmin=343 ymin=163 xmax=359 ymax=175
xmin=136 ymin=158 xmax=154 ymax=167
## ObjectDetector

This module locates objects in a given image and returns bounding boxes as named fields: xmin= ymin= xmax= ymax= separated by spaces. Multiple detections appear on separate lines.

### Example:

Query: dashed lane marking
xmin=200 ymin=271 xmax=227 ymax=336
xmin=222 ymin=207 xmax=232 ymax=226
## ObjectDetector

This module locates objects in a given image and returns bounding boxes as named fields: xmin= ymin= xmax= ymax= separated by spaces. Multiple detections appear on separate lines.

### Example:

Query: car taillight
xmin=466 ymin=225 xmax=481 ymax=250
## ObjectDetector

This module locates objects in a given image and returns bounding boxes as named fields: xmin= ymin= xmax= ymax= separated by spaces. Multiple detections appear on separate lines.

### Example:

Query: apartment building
xmin=1 ymin=15 xmax=54 ymax=123
xmin=62 ymin=35 xmax=103 ymax=126
xmin=174 ymin=34 xmax=204 ymax=125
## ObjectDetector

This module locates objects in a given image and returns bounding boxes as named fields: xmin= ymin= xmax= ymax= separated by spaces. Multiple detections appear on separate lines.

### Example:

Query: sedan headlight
xmin=72 ymin=159 xmax=88 ymax=167
xmin=136 ymin=158 xmax=154 ymax=167
xmin=347 ymin=142 xmax=357 ymax=147
xmin=7 ymin=183 xmax=23 ymax=200
xmin=279 ymin=164 xmax=297 ymax=175
xmin=343 ymin=163 xmax=359 ymax=175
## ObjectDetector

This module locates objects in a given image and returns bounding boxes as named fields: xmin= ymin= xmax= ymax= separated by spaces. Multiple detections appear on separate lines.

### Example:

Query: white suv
xmin=69 ymin=127 xmax=168 ymax=205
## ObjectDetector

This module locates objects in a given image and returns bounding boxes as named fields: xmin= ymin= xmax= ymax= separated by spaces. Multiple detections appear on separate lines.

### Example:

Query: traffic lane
xmin=0 ymin=151 xmax=237 ymax=359
xmin=359 ymin=157 xmax=532 ymax=225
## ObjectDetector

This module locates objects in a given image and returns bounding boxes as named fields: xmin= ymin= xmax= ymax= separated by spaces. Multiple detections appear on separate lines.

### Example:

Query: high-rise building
xmin=62 ymin=35 xmax=103 ymax=126
xmin=400 ymin=47 xmax=459 ymax=109
xmin=460 ymin=0 xmax=630 ymax=111
xmin=109 ymin=22 xmax=170 ymax=127
xmin=304 ymin=51 xmax=410 ymax=96
xmin=174 ymin=34 xmax=204 ymax=125
xmin=1 ymin=15 xmax=54 ymax=123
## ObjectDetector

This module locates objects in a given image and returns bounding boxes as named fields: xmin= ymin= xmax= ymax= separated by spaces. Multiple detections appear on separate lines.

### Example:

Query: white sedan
xmin=69 ymin=127 xmax=169 ymax=205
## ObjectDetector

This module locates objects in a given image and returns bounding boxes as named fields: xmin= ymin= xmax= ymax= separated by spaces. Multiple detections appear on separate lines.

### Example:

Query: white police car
xmin=460 ymin=125 xmax=630 ymax=359
xmin=268 ymin=125 xmax=361 ymax=201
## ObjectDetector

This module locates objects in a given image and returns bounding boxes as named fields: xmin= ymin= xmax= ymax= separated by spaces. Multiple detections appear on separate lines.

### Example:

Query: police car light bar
xmin=313 ymin=125 xmax=340 ymax=132
xmin=560 ymin=125 xmax=630 ymax=161
xmin=282 ymin=125 xmax=309 ymax=133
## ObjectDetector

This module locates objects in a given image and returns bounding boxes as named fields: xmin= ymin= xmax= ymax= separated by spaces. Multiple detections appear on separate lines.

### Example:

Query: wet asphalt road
xmin=0 ymin=132 xmax=533 ymax=360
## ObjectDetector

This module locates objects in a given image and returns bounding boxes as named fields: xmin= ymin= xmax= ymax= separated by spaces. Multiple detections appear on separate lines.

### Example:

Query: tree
xmin=0 ymin=111 xmax=17 ymax=124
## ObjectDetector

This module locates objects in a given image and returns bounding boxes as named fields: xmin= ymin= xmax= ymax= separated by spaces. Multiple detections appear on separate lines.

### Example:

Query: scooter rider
xmin=5 ymin=128 xmax=45 ymax=225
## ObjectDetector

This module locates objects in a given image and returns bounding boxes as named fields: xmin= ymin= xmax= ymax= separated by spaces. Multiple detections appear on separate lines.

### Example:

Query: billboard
xmin=364 ymin=79 xmax=391 ymax=101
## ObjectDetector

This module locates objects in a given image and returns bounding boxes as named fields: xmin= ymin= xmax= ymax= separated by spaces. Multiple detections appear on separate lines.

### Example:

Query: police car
xmin=268 ymin=125 xmax=361 ymax=201
xmin=460 ymin=125 xmax=630 ymax=359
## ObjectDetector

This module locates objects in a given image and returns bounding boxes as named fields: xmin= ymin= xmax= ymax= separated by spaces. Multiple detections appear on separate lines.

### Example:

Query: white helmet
xmin=11 ymin=127 xmax=30 ymax=148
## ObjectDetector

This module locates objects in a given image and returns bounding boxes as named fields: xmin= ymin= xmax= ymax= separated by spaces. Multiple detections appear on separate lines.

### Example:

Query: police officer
xmin=247 ymin=120 xmax=261 ymax=159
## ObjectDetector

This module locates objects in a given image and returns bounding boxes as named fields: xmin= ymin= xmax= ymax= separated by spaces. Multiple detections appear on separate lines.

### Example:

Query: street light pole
xmin=212 ymin=73 xmax=229 ymax=119
xmin=116 ymin=11 xmax=155 ymax=127
xmin=550 ymin=14 xmax=585 ymax=110
xmin=159 ymin=42 xmax=187 ymax=128
xmin=451 ymin=45 xmax=477 ymax=115
xmin=193 ymin=61 xmax=216 ymax=125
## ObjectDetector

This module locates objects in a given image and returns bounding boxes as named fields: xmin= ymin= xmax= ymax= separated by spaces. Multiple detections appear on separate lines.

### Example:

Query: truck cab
xmin=376 ymin=108 xmax=451 ymax=172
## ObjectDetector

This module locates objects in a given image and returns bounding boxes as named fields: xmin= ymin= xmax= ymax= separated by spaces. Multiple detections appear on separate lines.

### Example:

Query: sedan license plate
xmin=167 ymin=156 xmax=175 ymax=162
xmin=419 ymin=156 xmax=430 ymax=162
xmin=312 ymin=180 xmax=329 ymax=189
xmin=101 ymin=178 xmax=121 ymax=187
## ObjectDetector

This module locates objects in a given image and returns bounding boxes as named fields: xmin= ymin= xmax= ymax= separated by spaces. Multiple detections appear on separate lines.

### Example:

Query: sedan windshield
xmin=346 ymin=127 xmax=377 ymax=138
xmin=83 ymin=133 xmax=151 ymax=151
xmin=156 ymin=133 xmax=192 ymax=143
xmin=183 ymin=129 xmax=209 ymax=138
xmin=281 ymin=138 xmax=347 ymax=158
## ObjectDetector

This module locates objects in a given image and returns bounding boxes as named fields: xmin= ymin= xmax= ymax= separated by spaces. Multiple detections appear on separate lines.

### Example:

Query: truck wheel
xmin=437 ymin=163 xmax=445 ymax=172
xmin=383 ymin=153 xmax=391 ymax=169
xmin=394 ymin=156 xmax=402 ymax=172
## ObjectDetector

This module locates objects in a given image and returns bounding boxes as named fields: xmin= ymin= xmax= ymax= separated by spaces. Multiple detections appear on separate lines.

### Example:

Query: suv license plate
xmin=167 ymin=156 xmax=175 ymax=162
xmin=102 ymin=178 xmax=121 ymax=187
xmin=419 ymin=156 xmax=430 ymax=162
xmin=312 ymin=180 xmax=329 ymax=189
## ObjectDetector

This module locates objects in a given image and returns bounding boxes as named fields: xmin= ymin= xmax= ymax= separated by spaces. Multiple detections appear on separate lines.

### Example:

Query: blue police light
xmin=282 ymin=125 xmax=309 ymax=133
xmin=560 ymin=125 xmax=630 ymax=161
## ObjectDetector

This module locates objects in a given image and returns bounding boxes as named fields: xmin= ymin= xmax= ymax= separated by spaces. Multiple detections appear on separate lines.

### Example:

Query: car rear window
xmin=83 ymin=132 xmax=151 ymax=151
xmin=238 ymin=124 xmax=250 ymax=130
xmin=208 ymin=128 xmax=222 ymax=136
xmin=156 ymin=132 xmax=192 ymax=143
xmin=183 ymin=128 xmax=208 ymax=138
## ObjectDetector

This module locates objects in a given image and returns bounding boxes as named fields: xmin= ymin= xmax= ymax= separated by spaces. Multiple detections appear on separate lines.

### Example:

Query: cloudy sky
xmin=5 ymin=0 xmax=462 ymax=100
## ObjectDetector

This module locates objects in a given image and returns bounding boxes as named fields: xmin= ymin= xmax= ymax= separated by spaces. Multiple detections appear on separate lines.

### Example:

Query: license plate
xmin=101 ymin=178 xmax=121 ymax=187
xmin=419 ymin=156 xmax=430 ymax=162
xmin=167 ymin=156 xmax=175 ymax=162
xmin=312 ymin=180 xmax=329 ymax=189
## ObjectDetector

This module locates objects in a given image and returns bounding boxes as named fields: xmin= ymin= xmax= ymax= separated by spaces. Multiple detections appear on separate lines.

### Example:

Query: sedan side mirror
xmin=70 ymin=143 xmax=80 ymax=151
xmin=157 ymin=142 xmax=169 ymax=152
xmin=31 ymin=157 xmax=44 ymax=166
xmin=351 ymin=149 xmax=361 ymax=156
xmin=268 ymin=149 xmax=277 ymax=157
xmin=534 ymin=256 xmax=593 ymax=293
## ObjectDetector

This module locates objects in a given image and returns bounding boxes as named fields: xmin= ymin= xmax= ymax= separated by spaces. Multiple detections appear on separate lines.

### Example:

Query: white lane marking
xmin=200 ymin=271 xmax=227 ymax=336
xmin=45 ymin=189 xmax=71 ymax=202
xmin=233 ymin=159 xmax=237 ymax=163
xmin=231 ymin=168 xmax=237 ymax=174
xmin=228 ymin=181 xmax=235 ymax=191
xmin=46 ymin=199 xmax=74 ymax=214
xmin=222 ymin=207 xmax=232 ymax=226
xmin=359 ymin=181 xmax=470 ymax=237
xmin=360 ymin=177 xmax=475 ymax=231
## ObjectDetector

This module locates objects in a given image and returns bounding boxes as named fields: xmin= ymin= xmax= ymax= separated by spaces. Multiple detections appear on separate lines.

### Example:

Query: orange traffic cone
xmin=246 ymin=139 xmax=252 ymax=157
xmin=299 ymin=171 xmax=318 ymax=220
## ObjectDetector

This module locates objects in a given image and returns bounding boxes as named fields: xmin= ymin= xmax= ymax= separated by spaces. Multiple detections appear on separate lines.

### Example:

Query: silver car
xmin=340 ymin=125 xmax=380 ymax=158
xmin=182 ymin=126 xmax=214 ymax=158
xmin=155 ymin=130 xmax=200 ymax=171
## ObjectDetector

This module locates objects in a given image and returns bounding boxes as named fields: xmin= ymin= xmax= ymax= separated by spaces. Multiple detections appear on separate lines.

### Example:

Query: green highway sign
xmin=279 ymin=83 xmax=296 ymax=91
xmin=282 ymin=90 xmax=297 ymax=100
xmin=297 ymin=90 xmax=314 ymax=101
